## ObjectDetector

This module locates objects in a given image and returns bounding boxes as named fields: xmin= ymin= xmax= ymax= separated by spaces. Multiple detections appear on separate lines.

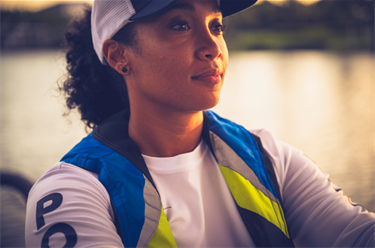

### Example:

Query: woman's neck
xmin=128 ymin=106 xmax=204 ymax=157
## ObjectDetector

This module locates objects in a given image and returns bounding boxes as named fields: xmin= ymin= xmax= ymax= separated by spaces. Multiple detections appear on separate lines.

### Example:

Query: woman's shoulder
xmin=27 ymin=162 xmax=111 ymax=211
xmin=248 ymin=128 xmax=319 ymax=197
xmin=27 ymin=162 xmax=111 ymax=207
xmin=249 ymin=128 xmax=295 ymax=159
xmin=30 ymin=162 xmax=101 ymax=191
xmin=25 ymin=162 xmax=121 ymax=247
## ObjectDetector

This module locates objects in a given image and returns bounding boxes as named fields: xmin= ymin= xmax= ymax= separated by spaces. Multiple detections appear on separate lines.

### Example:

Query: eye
xmin=170 ymin=21 xmax=190 ymax=31
xmin=212 ymin=23 xmax=226 ymax=34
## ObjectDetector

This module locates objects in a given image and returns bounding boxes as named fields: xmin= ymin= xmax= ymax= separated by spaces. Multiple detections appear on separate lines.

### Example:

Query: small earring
xmin=121 ymin=67 xmax=128 ymax=73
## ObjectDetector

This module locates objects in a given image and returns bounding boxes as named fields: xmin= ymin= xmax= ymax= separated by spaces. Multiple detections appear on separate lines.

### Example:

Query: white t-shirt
xmin=143 ymin=139 xmax=254 ymax=247
xmin=25 ymin=129 xmax=375 ymax=247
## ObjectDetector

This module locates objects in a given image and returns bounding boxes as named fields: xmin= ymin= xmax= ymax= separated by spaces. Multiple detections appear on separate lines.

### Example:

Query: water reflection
xmin=1 ymin=50 xmax=374 ymax=211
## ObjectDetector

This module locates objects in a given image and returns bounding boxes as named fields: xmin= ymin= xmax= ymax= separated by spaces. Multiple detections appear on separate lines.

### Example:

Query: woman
xmin=25 ymin=0 xmax=374 ymax=247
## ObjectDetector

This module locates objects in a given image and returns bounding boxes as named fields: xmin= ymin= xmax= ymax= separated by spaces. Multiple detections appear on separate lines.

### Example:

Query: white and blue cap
xmin=92 ymin=0 xmax=257 ymax=64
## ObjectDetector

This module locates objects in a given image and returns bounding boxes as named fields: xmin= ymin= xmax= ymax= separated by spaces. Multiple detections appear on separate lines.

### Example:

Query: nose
xmin=196 ymin=28 xmax=223 ymax=61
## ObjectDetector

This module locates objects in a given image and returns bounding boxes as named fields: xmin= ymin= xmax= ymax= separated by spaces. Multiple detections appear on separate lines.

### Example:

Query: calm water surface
xmin=1 ymin=50 xmax=374 ymax=212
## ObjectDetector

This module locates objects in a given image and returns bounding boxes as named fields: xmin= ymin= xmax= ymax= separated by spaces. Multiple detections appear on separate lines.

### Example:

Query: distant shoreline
xmin=1 ymin=1 xmax=373 ymax=52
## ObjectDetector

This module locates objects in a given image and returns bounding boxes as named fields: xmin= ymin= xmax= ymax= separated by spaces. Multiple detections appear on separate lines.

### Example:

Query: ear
xmin=102 ymin=39 xmax=130 ymax=75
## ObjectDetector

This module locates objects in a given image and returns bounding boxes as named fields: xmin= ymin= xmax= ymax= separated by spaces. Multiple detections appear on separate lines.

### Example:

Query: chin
xmin=191 ymin=95 xmax=220 ymax=112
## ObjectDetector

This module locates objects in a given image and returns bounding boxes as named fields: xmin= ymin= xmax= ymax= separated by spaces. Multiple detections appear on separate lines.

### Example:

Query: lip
xmin=192 ymin=69 xmax=222 ymax=84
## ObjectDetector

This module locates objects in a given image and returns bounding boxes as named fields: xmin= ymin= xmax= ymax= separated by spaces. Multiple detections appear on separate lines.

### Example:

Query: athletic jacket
xmin=60 ymin=109 xmax=294 ymax=247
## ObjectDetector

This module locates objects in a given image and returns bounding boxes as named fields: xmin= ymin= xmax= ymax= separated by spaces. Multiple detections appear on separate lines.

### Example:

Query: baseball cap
xmin=92 ymin=0 xmax=258 ymax=64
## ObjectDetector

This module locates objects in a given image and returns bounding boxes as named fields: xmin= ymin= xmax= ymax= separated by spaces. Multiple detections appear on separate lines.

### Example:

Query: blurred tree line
xmin=1 ymin=0 xmax=373 ymax=51
xmin=224 ymin=0 xmax=374 ymax=51
xmin=1 ymin=4 xmax=82 ymax=50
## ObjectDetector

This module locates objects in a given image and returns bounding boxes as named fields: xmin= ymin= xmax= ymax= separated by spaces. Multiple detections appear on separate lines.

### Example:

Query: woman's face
xmin=126 ymin=0 xmax=228 ymax=114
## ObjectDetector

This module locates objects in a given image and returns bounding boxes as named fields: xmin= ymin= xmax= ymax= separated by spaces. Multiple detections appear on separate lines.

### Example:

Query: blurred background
xmin=1 ymin=0 xmax=374 ymax=247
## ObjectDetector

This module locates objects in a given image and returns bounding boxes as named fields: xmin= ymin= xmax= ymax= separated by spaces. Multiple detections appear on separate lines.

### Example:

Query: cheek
xmin=145 ymin=49 xmax=189 ymax=81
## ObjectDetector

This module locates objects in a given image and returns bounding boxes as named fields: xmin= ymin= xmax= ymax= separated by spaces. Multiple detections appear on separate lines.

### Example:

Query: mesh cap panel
xmin=92 ymin=0 xmax=136 ymax=64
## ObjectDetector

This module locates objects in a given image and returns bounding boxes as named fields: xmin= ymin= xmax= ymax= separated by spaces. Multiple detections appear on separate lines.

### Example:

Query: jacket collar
xmin=93 ymin=109 xmax=215 ymax=188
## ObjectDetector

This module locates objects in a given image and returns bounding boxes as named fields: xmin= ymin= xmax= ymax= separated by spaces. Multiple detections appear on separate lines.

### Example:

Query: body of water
xmin=1 ymin=50 xmax=374 ymax=214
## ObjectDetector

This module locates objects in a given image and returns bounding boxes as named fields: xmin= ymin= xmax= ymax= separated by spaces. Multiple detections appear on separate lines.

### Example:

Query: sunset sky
xmin=1 ymin=0 xmax=321 ymax=12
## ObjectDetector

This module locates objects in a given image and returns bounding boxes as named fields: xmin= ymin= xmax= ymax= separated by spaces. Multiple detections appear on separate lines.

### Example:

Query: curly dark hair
xmin=60 ymin=7 xmax=137 ymax=129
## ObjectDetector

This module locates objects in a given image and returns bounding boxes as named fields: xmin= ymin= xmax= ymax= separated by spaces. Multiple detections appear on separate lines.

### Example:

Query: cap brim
xmin=129 ymin=0 xmax=257 ymax=21
xmin=221 ymin=0 xmax=258 ymax=17
xmin=129 ymin=0 xmax=178 ymax=20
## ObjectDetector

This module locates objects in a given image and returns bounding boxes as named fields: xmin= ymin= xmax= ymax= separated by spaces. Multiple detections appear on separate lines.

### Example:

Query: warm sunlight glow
xmin=256 ymin=0 xmax=320 ymax=6
xmin=1 ymin=0 xmax=93 ymax=12
xmin=1 ymin=0 xmax=321 ymax=12
xmin=295 ymin=0 xmax=320 ymax=5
